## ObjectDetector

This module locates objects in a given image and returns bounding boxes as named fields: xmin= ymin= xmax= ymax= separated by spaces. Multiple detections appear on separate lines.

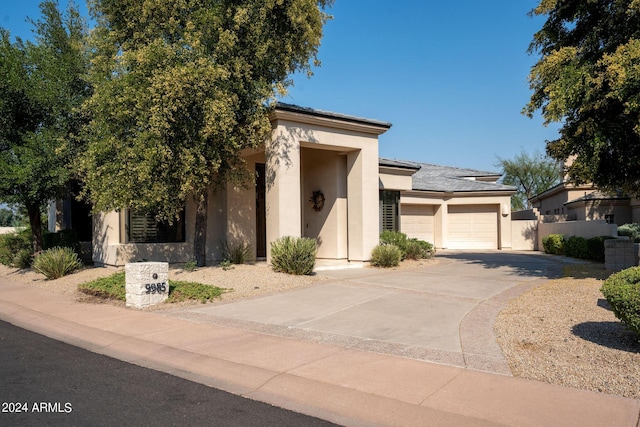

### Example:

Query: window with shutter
xmin=379 ymin=191 xmax=400 ymax=232
xmin=128 ymin=210 xmax=185 ymax=243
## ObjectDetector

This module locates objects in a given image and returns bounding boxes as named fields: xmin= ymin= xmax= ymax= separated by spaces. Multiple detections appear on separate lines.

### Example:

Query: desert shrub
xmin=380 ymin=231 xmax=408 ymax=254
xmin=0 ymin=228 xmax=33 ymax=267
xmin=542 ymin=234 xmax=565 ymax=255
xmin=564 ymin=236 xmax=590 ymax=259
xmin=43 ymin=229 xmax=81 ymax=254
xmin=270 ymin=236 xmax=317 ymax=275
xmin=601 ymin=267 xmax=640 ymax=335
xmin=404 ymin=238 xmax=436 ymax=260
xmin=617 ymin=223 xmax=640 ymax=242
xmin=586 ymin=236 xmax=616 ymax=263
xmin=13 ymin=250 xmax=33 ymax=269
xmin=371 ymin=244 xmax=402 ymax=267
xmin=33 ymin=247 xmax=83 ymax=280
xmin=183 ymin=259 xmax=197 ymax=272
xmin=222 ymin=240 xmax=253 ymax=265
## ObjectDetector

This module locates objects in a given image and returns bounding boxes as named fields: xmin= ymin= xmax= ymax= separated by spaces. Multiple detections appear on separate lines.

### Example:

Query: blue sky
xmin=2 ymin=0 xmax=557 ymax=173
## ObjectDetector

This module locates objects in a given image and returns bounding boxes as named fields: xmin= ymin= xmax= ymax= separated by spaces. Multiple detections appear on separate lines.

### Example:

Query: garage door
xmin=447 ymin=205 xmax=498 ymax=249
xmin=401 ymin=204 xmax=434 ymax=243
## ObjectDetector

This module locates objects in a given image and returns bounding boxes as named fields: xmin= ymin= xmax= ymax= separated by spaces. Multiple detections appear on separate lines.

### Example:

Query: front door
xmin=255 ymin=163 xmax=266 ymax=258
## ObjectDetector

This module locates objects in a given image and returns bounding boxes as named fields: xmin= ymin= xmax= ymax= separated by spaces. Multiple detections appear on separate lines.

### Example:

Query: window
xmin=379 ymin=190 xmax=400 ymax=232
xmin=128 ymin=210 xmax=185 ymax=243
xmin=605 ymin=214 xmax=615 ymax=224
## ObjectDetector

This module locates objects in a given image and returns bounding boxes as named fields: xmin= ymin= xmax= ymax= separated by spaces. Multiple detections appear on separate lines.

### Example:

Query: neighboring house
xmin=51 ymin=103 xmax=518 ymax=266
xmin=379 ymin=158 xmax=516 ymax=250
xmin=529 ymin=182 xmax=634 ymax=226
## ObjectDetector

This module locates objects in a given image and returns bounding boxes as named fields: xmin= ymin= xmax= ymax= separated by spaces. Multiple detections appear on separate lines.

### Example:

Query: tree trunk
xmin=27 ymin=203 xmax=43 ymax=253
xmin=194 ymin=191 xmax=208 ymax=267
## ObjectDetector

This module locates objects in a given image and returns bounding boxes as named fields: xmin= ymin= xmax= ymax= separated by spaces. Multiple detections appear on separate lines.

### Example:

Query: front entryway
xmin=255 ymin=163 xmax=266 ymax=258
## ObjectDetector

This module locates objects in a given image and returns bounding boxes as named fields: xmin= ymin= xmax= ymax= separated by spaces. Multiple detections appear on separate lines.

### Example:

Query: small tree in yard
xmin=496 ymin=150 xmax=562 ymax=211
xmin=0 ymin=1 xmax=90 ymax=252
xmin=79 ymin=0 xmax=333 ymax=266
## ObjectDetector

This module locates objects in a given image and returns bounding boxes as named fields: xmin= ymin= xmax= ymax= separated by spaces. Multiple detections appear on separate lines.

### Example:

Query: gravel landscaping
xmin=494 ymin=263 xmax=640 ymax=400
xmin=0 ymin=262 xmax=327 ymax=306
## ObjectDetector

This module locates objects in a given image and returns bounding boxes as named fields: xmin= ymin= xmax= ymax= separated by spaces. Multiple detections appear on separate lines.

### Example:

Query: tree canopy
xmin=0 ymin=1 xmax=90 ymax=251
xmin=496 ymin=150 xmax=562 ymax=210
xmin=524 ymin=0 xmax=640 ymax=196
xmin=79 ymin=0 xmax=332 ymax=265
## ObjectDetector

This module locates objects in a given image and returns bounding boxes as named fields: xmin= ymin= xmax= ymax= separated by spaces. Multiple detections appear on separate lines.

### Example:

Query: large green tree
xmin=79 ymin=0 xmax=332 ymax=266
xmin=0 ymin=1 xmax=90 ymax=252
xmin=524 ymin=0 xmax=640 ymax=196
xmin=496 ymin=150 xmax=562 ymax=210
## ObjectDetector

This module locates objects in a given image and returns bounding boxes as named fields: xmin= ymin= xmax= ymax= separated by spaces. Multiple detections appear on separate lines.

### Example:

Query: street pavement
xmin=0 ymin=251 xmax=638 ymax=426
xmin=0 ymin=320 xmax=337 ymax=426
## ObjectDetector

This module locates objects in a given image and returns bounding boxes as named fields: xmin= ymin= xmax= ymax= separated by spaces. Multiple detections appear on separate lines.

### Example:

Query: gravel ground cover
xmin=494 ymin=264 xmax=640 ymax=400
xmin=0 ymin=262 xmax=327 ymax=306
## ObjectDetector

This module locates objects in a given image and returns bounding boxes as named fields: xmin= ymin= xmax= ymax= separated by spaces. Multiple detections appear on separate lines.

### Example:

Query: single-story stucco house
xmin=50 ymin=103 xmax=517 ymax=266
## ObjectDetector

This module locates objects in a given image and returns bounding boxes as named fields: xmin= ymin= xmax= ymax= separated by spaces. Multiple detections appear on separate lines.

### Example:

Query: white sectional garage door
xmin=401 ymin=204 xmax=435 ymax=244
xmin=447 ymin=205 xmax=498 ymax=249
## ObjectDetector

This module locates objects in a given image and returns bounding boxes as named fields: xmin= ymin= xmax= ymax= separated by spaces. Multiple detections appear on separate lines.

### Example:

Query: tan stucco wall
xmin=379 ymin=168 xmax=414 ymax=191
xmin=511 ymin=220 xmax=538 ymax=251
xmin=224 ymin=152 xmax=265 ymax=260
xmin=537 ymin=220 xmax=617 ymax=249
xmin=268 ymin=119 xmax=381 ymax=262
xmin=93 ymin=199 xmax=198 ymax=266
xmin=302 ymin=148 xmax=348 ymax=260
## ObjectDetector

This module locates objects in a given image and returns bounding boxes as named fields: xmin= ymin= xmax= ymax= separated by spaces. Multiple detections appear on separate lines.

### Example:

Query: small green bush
xmin=617 ymin=223 xmax=640 ymax=242
xmin=380 ymin=230 xmax=408 ymax=254
xmin=542 ymin=234 xmax=565 ymax=255
xmin=586 ymin=236 xmax=616 ymax=263
xmin=564 ymin=236 xmax=590 ymax=259
xmin=13 ymin=249 xmax=33 ymax=269
xmin=183 ymin=259 xmax=197 ymax=272
xmin=404 ymin=238 xmax=436 ymax=260
xmin=0 ymin=228 xmax=33 ymax=267
xmin=222 ymin=240 xmax=253 ymax=265
xmin=33 ymin=247 xmax=83 ymax=280
xmin=270 ymin=236 xmax=317 ymax=275
xmin=371 ymin=244 xmax=402 ymax=267
xmin=601 ymin=267 xmax=640 ymax=335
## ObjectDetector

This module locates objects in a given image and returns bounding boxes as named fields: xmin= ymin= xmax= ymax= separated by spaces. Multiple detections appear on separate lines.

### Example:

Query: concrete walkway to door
xmin=168 ymin=251 xmax=572 ymax=374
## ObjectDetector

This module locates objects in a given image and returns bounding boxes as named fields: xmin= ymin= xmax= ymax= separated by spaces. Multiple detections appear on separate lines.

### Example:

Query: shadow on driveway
xmin=436 ymin=250 xmax=575 ymax=279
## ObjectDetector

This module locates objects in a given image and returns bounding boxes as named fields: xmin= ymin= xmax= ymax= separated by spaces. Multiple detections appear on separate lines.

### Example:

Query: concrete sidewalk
xmin=0 ymin=278 xmax=638 ymax=426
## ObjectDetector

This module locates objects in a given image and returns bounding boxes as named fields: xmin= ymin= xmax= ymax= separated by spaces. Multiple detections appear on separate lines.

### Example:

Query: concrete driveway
xmin=173 ymin=251 xmax=573 ymax=374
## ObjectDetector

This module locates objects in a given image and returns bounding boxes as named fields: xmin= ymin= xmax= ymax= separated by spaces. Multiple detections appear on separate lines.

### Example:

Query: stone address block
xmin=125 ymin=262 xmax=169 ymax=309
